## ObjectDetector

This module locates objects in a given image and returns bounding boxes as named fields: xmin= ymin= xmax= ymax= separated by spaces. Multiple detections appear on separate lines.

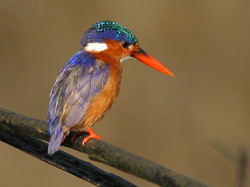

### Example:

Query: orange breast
xmin=83 ymin=58 xmax=122 ymax=128
xmin=81 ymin=39 xmax=128 ymax=128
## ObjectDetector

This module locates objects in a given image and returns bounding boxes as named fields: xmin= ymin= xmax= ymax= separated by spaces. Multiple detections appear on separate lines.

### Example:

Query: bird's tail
xmin=48 ymin=126 xmax=64 ymax=155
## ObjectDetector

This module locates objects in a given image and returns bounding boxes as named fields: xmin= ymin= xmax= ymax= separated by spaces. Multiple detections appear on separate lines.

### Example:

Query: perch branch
xmin=0 ymin=126 xmax=137 ymax=187
xmin=0 ymin=107 xmax=209 ymax=187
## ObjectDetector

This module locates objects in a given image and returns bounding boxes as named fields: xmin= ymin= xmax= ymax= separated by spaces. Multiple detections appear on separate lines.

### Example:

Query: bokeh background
xmin=0 ymin=1 xmax=249 ymax=187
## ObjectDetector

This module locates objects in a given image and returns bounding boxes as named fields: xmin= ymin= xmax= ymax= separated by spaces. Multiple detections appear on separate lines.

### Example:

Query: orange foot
xmin=71 ymin=128 xmax=102 ymax=146
xmin=82 ymin=128 xmax=102 ymax=145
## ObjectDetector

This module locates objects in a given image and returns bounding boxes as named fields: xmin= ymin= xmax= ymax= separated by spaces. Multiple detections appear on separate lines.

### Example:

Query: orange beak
xmin=131 ymin=48 xmax=174 ymax=76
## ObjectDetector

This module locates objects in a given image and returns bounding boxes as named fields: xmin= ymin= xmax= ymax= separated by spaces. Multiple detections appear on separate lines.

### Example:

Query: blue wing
xmin=47 ymin=50 xmax=109 ymax=155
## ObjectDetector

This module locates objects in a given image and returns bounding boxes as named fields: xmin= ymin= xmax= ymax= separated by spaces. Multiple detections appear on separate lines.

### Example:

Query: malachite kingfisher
xmin=47 ymin=21 xmax=174 ymax=155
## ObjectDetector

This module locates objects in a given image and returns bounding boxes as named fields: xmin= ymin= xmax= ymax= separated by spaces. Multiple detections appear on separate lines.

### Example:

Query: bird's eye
xmin=121 ymin=41 xmax=130 ymax=49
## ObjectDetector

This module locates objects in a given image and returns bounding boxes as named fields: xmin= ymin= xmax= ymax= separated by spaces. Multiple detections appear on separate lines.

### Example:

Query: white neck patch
xmin=84 ymin=43 xmax=108 ymax=52
xmin=120 ymin=56 xmax=132 ymax=63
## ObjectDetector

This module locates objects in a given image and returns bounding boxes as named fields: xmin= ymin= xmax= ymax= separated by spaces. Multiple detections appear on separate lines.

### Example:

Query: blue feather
xmin=80 ymin=21 xmax=138 ymax=46
xmin=47 ymin=50 xmax=109 ymax=154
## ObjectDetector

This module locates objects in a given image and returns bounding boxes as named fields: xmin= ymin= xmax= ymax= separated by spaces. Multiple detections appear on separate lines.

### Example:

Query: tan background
xmin=0 ymin=1 xmax=249 ymax=187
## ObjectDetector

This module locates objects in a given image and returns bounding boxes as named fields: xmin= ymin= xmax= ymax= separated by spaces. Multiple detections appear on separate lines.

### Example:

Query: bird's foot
xmin=82 ymin=128 xmax=102 ymax=145
xmin=71 ymin=131 xmax=87 ymax=143
xmin=71 ymin=128 xmax=102 ymax=145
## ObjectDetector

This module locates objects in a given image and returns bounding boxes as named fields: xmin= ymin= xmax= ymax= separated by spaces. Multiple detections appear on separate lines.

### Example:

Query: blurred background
xmin=0 ymin=1 xmax=249 ymax=186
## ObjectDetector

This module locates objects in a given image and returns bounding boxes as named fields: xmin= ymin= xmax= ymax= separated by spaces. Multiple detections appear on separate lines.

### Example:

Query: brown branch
xmin=0 ymin=107 xmax=209 ymax=187
xmin=0 ymin=126 xmax=137 ymax=187
xmin=211 ymin=141 xmax=248 ymax=187
xmin=238 ymin=148 xmax=248 ymax=187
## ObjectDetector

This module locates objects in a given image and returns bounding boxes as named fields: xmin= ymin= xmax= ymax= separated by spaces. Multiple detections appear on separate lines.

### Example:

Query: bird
xmin=47 ymin=21 xmax=174 ymax=155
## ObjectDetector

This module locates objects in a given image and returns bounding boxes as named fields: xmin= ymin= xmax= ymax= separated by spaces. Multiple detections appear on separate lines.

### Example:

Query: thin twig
xmin=238 ymin=148 xmax=248 ymax=187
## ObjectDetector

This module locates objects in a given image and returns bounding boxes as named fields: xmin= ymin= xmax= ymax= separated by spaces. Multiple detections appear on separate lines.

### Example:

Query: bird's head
xmin=80 ymin=21 xmax=174 ymax=76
